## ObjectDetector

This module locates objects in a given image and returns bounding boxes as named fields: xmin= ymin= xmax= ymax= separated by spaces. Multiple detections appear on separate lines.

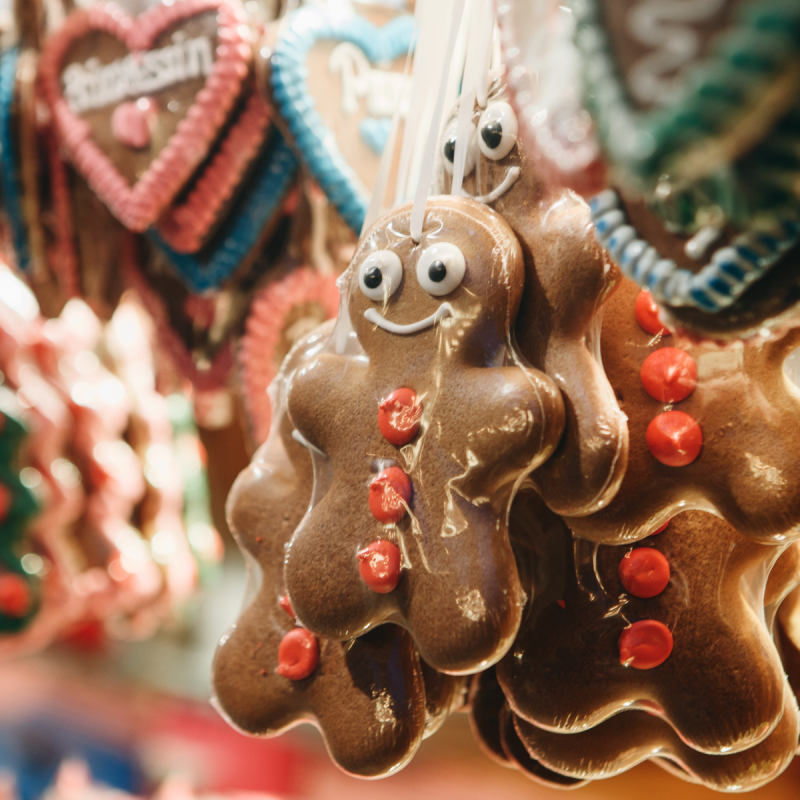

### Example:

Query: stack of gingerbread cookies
xmin=212 ymin=68 xmax=800 ymax=791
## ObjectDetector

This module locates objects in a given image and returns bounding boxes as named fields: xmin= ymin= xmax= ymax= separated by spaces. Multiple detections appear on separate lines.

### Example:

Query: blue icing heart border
xmin=270 ymin=9 xmax=415 ymax=233
xmin=147 ymin=128 xmax=297 ymax=293
xmin=0 ymin=49 xmax=31 ymax=274
xmin=589 ymin=189 xmax=800 ymax=313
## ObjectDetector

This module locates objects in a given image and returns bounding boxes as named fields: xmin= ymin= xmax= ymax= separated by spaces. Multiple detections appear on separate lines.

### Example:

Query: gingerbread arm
xmin=286 ymin=353 xmax=363 ymax=454
xmin=447 ymin=365 xmax=564 ymax=506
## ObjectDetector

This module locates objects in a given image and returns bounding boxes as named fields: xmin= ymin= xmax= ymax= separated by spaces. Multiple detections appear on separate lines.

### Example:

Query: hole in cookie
xmin=615 ymin=389 xmax=624 ymax=404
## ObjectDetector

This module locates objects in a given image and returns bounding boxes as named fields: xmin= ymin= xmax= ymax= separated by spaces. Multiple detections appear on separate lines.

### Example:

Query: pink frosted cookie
xmin=283 ymin=196 xmax=564 ymax=674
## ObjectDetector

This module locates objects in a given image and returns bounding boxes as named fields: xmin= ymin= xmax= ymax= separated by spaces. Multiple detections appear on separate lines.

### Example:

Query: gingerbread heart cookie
xmin=283 ymin=196 xmax=564 ymax=674
xmin=566 ymin=278 xmax=800 ymax=544
xmin=269 ymin=6 xmax=414 ymax=232
xmin=214 ymin=322 xmax=463 ymax=777
xmin=436 ymin=80 xmax=627 ymax=517
xmin=146 ymin=126 xmax=298 ymax=293
xmin=499 ymin=499 xmax=791 ymax=755
xmin=239 ymin=266 xmax=339 ymax=445
xmin=39 ymin=0 xmax=252 ymax=232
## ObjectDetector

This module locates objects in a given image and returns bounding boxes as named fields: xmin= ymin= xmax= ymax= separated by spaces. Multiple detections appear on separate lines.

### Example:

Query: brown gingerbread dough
xmin=567 ymin=278 xmax=800 ymax=544
xmin=436 ymin=80 xmax=628 ymax=517
xmin=214 ymin=323 xmax=463 ymax=776
xmin=284 ymin=196 xmax=564 ymax=674
xmin=499 ymin=495 xmax=793 ymax=756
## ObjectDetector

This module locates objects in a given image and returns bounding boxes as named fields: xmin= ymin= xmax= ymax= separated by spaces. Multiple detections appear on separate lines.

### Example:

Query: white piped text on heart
xmin=62 ymin=34 xmax=214 ymax=114
xmin=328 ymin=42 xmax=411 ymax=119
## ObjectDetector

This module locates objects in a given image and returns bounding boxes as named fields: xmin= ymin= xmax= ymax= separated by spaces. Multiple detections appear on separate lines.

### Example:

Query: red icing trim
xmin=635 ymin=290 xmax=670 ymax=336
xmin=239 ymin=268 xmax=339 ymax=443
xmin=618 ymin=547 xmax=670 ymax=598
xmin=640 ymin=348 xmax=697 ymax=404
xmin=378 ymin=388 xmax=422 ymax=446
xmin=0 ymin=574 xmax=31 ymax=618
xmin=368 ymin=466 xmax=412 ymax=524
xmin=357 ymin=539 xmax=402 ymax=594
xmin=122 ymin=234 xmax=233 ymax=390
xmin=39 ymin=0 xmax=251 ymax=232
xmin=278 ymin=594 xmax=295 ymax=619
xmin=157 ymin=93 xmax=271 ymax=253
xmin=646 ymin=411 xmax=702 ymax=467
xmin=618 ymin=619 xmax=673 ymax=669
xmin=276 ymin=627 xmax=318 ymax=680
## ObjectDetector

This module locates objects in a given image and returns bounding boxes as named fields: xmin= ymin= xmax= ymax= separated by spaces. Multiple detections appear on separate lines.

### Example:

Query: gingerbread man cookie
xmin=436 ymin=79 xmax=627 ymax=517
xmin=214 ymin=322 xmax=463 ymax=777
xmin=284 ymin=196 xmax=564 ymax=674
xmin=467 ymin=668 xmax=586 ymax=789
xmin=511 ymin=689 xmax=799 ymax=792
xmin=499 ymin=499 xmax=792 ymax=756
xmin=567 ymin=278 xmax=800 ymax=544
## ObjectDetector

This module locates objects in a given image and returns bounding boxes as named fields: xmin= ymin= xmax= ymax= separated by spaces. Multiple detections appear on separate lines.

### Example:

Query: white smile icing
xmin=462 ymin=166 xmax=521 ymax=204
xmin=364 ymin=303 xmax=454 ymax=335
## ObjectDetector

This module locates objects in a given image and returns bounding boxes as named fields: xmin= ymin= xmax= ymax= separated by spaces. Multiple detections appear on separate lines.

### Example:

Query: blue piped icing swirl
xmin=270 ymin=9 xmax=414 ymax=234
xmin=589 ymin=189 xmax=800 ymax=313
xmin=148 ymin=128 xmax=297 ymax=293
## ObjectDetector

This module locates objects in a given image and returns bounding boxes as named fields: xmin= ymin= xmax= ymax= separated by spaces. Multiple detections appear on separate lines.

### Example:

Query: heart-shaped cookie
xmin=154 ymin=90 xmax=272 ymax=254
xmin=269 ymin=7 xmax=414 ymax=232
xmin=146 ymin=126 xmax=297 ymax=293
xmin=39 ymin=0 xmax=252 ymax=232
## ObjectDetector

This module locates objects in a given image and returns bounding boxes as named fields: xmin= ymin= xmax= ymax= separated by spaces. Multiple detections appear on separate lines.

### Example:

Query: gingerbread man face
xmin=347 ymin=195 xmax=524 ymax=360
xmin=499 ymin=492 xmax=794 ymax=758
xmin=284 ymin=196 xmax=564 ymax=674
xmin=435 ymin=82 xmax=628 ymax=518
xmin=213 ymin=324 xmax=463 ymax=777
xmin=568 ymin=279 xmax=800 ymax=544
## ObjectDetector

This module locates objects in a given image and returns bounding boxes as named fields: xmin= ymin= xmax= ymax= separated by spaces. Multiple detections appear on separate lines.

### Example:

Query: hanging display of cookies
xmin=0 ymin=0 xmax=798 ymax=796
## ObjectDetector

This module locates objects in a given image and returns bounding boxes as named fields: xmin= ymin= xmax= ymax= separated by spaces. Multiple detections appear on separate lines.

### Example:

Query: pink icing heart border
xmin=156 ymin=91 xmax=271 ymax=253
xmin=39 ymin=0 xmax=252 ymax=233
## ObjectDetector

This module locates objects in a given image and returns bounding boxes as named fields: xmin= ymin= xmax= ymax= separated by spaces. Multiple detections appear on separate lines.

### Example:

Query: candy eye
xmin=477 ymin=101 xmax=518 ymax=161
xmin=358 ymin=250 xmax=403 ymax=302
xmin=416 ymin=243 xmax=466 ymax=296
xmin=441 ymin=119 xmax=476 ymax=176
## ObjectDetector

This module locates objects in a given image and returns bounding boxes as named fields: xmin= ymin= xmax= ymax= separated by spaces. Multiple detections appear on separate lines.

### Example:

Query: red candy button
xmin=357 ymin=540 xmax=402 ymax=593
xmin=369 ymin=467 xmax=412 ymax=523
xmin=276 ymin=628 xmax=319 ymax=680
xmin=640 ymin=348 xmax=697 ymax=403
xmin=619 ymin=548 xmax=670 ymax=598
xmin=635 ymin=291 xmax=670 ymax=336
xmin=651 ymin=519 xmax=670 ymax=536
xmin=378 ymin=388 xmax=422 ymax=446
xmin=278 ymin=594 xmax=295 ymax=619
xmin=619 ymin=620 xmax=673 ymax=669
xmin=646 ymin=411 xmax=702 ymax=467
xmin=0 ymin=574 xmax=31 ymax=618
